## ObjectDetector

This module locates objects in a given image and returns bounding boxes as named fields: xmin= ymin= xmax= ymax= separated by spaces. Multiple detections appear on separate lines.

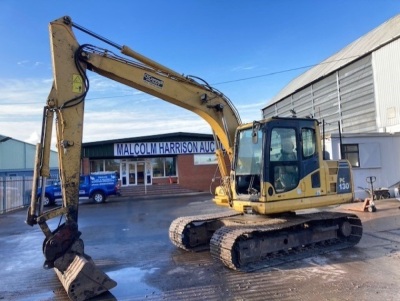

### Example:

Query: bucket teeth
xmin=54 ymin=255 xmax=117 ymax=301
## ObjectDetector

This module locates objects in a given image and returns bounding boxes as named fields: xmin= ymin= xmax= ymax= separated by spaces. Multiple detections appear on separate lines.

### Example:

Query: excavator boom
xmin=26 ymin=16 xmax=241 ymax=301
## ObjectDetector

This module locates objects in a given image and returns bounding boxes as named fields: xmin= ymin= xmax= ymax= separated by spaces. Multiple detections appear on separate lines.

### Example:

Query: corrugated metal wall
xmin=0 ymin=140 xmax=37 ymax=170
xmin=293 ymin=87 xmax=313 ymax=119
xmin=0 ymin=139 xmax=58 ymax=171
xmin=275 ymin=97 xmax=292 ymax=117
xmin=262 ymin=55 xmax=377 ymax=135
xmin=339 ymin=55 xmax=376 ymax=132
xmin=372 ymin=38 xmax=400 ymax=132
xmin=313 ymin=73 xmax=339 ymax=133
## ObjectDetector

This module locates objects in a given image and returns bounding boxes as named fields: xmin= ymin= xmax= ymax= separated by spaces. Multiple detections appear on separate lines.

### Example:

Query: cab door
xmin=265 ymin=118 xmax=320 ymax=199
xmin=268 ymin=126 xmax=300 ymax=195
xmin=299 ymin=127 xmax=322 ymax=198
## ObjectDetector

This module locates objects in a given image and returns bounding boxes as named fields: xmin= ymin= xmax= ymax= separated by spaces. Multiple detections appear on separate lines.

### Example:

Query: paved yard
xmin=1 ymin=194 xmax=399 ymax=300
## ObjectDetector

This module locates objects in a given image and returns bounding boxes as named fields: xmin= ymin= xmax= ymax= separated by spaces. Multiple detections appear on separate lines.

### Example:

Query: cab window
xmin=270 ymin=128 xmax=297 ymax=162
xmin=270 ymin=128 xmax=299 ymax=193
xmin=302 ymin=128 xmax=316 ymax=158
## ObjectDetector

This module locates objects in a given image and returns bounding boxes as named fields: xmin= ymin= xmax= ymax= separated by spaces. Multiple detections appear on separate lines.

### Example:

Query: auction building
xmin=81 ymin=132 xmax=222 ymax=192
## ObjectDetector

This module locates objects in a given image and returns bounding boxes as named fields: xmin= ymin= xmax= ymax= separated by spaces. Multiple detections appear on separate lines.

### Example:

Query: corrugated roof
xmin=0 ymin=135 xmax=10 ymax=142
xmin=266 ymin=14 xmax=400 ymax=107
xmin=0 ymin=134 xmax=26 ymax=144
xmin=330 ymin=132 xmax=400 ymax=138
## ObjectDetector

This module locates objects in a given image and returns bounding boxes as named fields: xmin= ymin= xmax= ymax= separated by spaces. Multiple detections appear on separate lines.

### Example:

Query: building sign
xmin=114 ymin=141 xmax=216 ymax=157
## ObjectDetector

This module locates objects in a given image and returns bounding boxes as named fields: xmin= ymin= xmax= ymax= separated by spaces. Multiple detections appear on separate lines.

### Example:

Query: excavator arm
xmin=26 ymin=16 xmax=241 ymax=301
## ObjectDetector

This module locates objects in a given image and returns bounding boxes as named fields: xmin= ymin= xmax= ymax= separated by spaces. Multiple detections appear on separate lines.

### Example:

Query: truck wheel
xmin=38 ymin=195 xmax=54 ymax=207
xmin=93 ymin=192 xmax=105 ymax=203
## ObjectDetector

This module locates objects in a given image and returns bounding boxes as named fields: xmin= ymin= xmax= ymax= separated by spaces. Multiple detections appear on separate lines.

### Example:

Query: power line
xmin=211 ymin=54 xmax=361 ymax=85
xmin=212 ymin=66 xmax=311 ymax=85
xmin=0 ymin=54 xmax=362 ymax=105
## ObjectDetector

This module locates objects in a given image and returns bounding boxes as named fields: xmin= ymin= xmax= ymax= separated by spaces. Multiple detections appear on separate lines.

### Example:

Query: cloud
xmin=0 ymin=78 xmax=51 ymax=142
xmin=17 ymin=60 xmax=30 ymax=66
xmin=0 ymin=74 xmax=265 ymax=146
xmin=82 ymin=106 xmax=211 ymax=142
xmin=17 ymin=60 xmax=44 ymax=68
xmin=236 ymin=101 xmax=266 ymax=122
xmin=25 ymin=131 xmax=40 ymax=145
xmin=0 ymin=76 xmax=213 ymax=144
xmin=231 ymin=65 xmax=257 ymax=72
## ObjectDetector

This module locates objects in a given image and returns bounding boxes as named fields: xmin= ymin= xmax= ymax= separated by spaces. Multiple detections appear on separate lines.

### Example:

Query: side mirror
xmin=252 ymin=121 xmax=260 ymax=144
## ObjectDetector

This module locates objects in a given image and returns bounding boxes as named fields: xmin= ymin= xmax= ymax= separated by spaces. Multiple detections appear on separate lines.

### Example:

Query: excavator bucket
xmin=32 ymin=220 xmax=117 ymax=300
xmin=54 ymin=255 xmax=117 ymax=301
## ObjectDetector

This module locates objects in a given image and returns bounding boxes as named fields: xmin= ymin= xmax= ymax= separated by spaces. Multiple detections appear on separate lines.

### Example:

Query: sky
xmin=0 ymin=1 xmax=399 ymax=145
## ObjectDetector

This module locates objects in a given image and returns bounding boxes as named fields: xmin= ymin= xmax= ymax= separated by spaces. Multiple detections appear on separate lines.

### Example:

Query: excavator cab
xmin=226 ymin=116 xmax=354 ymax=216
xmin=233 ymin=117 xmax=320 ymax=202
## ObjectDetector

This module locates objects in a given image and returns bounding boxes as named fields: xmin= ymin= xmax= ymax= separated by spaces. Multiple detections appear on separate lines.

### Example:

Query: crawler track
xmin=210 ymin=212 xmax=362 ymax=271
xmin=169 ymin=211 xmax=362 ymax=271
xmin=169 ymin=211 xmax=241 ymax=251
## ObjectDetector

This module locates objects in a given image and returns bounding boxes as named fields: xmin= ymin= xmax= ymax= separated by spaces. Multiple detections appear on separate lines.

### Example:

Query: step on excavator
xmin=26 ymin=16 xmax=363 ymax=301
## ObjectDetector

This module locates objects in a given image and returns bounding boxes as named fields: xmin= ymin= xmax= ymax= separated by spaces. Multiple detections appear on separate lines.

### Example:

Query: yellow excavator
xmin=26 ymin=16 xmax=363 ymax=301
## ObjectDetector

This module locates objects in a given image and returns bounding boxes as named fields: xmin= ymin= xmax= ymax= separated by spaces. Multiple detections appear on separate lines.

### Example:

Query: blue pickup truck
xmin=37 ymin=172 xmax=120 ymax=206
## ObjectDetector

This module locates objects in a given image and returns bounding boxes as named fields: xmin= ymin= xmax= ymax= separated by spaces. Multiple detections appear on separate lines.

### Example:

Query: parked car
xmin=37 ymin=172 xmax=120 ymax=206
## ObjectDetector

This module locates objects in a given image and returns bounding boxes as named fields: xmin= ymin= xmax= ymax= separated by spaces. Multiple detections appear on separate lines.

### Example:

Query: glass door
xmin=128 ymin=162 xmax=137 ymax=185
xmin=121 ymin=160 xmax=152 ymax=186
xmin=121 ymin=162 xmax=127 ymax=186
xmin=137 ymin=162 xmax=145 ymax=184
xmin=145 ymin=160 xmax=152 ymax=185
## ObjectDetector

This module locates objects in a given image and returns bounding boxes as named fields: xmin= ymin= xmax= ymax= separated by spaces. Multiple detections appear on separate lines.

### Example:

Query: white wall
xmin=327 ymin=134 xmax=400 ymax=199
xmin=373 ymin=38 xmax=400 ymax=132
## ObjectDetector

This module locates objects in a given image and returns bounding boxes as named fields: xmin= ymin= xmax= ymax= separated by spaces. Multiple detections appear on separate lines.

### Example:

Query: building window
xmin=152 ymin=158 xmax=164 ymax=177
xmin=151 ymin=157 xmax=177 ymax=177
xmin=343 ymin=144 xmax=360 ymax=167
xmin=90 ymin=159 xmax=121 ymax=176
xmin=105 ymin=159 xmax=121 ymax=173
xmin=165 ymin=158 xmax=176 ymax=176
xmin=90 ymin=160 xmax=105 ymax=172
xmin=194 ymin=154 xmax=217 ymax=165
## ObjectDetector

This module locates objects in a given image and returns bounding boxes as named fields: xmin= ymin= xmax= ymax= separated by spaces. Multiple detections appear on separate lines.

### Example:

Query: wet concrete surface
xmin=1 ymin=194 xmax=400 ymax=301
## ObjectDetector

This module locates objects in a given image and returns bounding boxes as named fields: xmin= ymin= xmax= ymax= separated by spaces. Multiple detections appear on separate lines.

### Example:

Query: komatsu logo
xmin=143 ymin=73 xmax=164 ymax=89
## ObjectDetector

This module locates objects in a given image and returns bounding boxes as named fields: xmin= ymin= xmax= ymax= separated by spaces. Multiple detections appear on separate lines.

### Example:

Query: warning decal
xmin=72 ymin=74 xmax=83 ymax=93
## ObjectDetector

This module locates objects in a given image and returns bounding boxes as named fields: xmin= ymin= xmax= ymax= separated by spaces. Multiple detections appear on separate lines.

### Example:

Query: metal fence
xmin=0 ymin=176 xmax=34 ymax=214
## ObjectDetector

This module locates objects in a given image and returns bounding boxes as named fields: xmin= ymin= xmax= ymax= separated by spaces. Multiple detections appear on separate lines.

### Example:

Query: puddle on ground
xmin=107 ymin=266 xmax=160 ymax=298
xmin=16 ymin=267 xmax=160 ymax=301
xmin=18 ymin=291 xmax=55 ymax=301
